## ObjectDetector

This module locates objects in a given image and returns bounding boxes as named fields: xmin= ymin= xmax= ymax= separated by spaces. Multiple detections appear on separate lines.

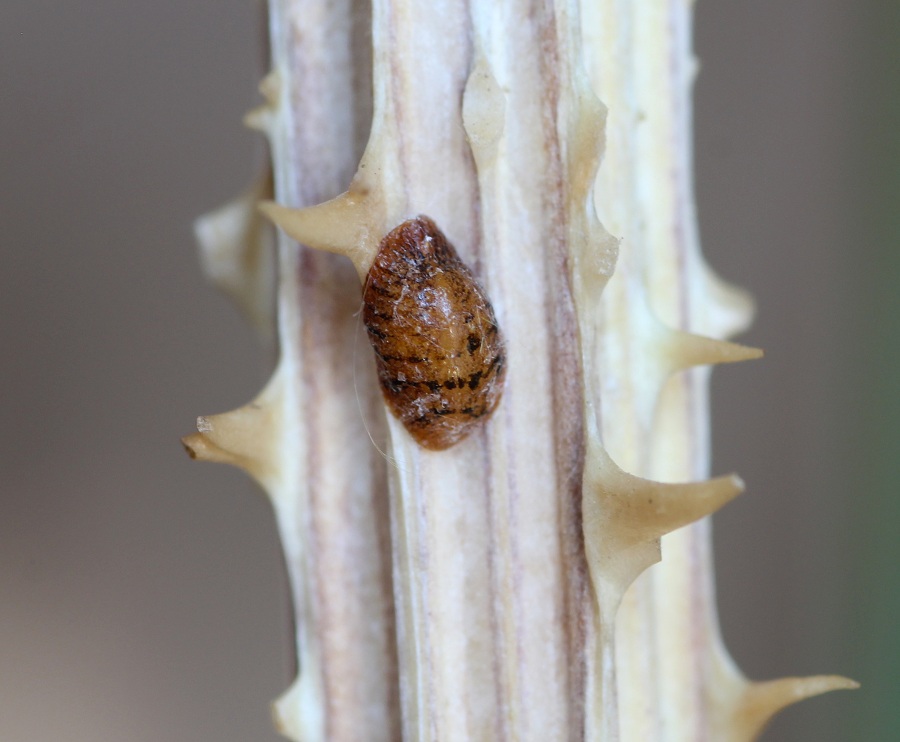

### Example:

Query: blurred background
xmin=0 ymin=2 xmax=895 ymax=740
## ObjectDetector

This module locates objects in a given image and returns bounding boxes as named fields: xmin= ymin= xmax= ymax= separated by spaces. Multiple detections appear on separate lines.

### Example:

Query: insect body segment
xmin=362 ymin=216 xmax=506 ymax=450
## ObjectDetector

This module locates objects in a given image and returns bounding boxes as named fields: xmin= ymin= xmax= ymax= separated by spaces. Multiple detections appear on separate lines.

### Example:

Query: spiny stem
xmin=186 ymin=2 xmax=856 ymax=740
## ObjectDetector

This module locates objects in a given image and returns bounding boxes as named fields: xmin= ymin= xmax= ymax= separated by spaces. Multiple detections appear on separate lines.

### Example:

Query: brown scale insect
xmin=362 ymin=215 xmax=506 ymax=451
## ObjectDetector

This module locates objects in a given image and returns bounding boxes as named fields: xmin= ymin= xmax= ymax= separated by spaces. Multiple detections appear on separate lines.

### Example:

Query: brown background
xmin=0 ymin=2 xmax=880 ymax=740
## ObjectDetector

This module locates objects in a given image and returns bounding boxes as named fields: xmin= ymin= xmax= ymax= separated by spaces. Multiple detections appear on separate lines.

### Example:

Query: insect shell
xmin=362 ymin=216 xmax=506 ymax=451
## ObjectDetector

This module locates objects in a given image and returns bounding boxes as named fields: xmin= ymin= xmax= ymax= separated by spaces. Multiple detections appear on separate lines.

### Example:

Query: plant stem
xmin=185 ymin=1 xmax=856 ymax=739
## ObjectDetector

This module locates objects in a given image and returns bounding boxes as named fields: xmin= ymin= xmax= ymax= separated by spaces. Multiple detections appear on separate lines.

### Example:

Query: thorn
xmin=271 ymin=676 xmax=309 ymax=742
xmin=585 ymin=445 xmax=744 ymax=544
xmin=662 ymin=329 xmax=763 ymax=372
xmin=194 ymin=169 xmax=276 ymax=340
xmin=244 ymin=71 xmax=280 ymax=134
xmin=181 ymin=430 xmax=252 ymax=468
xmin=700 ymin=260 xmax=757 ymax=339
xmin=462 ymin=52 xmax=506 ymax=162
xmin=566 ymin=74 xmax=606 ymax=200
xmin=181 ymin=369 xmax=285 ymax=490
xmin=181 ymin=432 xmax=211 ymax=460
xmin=244 ymin=104 xmax=272 ymax=133
xmin=258 ymin=70 xmax=280 ymax=107
xmin=736 ymin=675 xmax=859 ymax=739
xmin=259 ymin=187 xmax=380 ymax=280
xmin=582 ymin=444 xmax=744 ymax=595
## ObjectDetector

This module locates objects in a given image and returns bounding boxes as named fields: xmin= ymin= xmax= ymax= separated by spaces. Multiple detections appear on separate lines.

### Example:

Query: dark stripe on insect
xmin=385 ymin=377 xmax=447 ymax=392
xmin=365 ymin=282 xmax=396 ymax=298
xmin=366 ymin=308 xmax=393 ymax=322
xmin=487 ymin=353 xmax=505 ymax=373
xmin=375 ymin=351 xmax=428 ymax=363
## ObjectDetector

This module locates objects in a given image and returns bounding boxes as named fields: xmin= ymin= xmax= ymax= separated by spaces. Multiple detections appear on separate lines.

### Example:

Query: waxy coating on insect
xmin=362 ymin=216 xmax=506 ymax=450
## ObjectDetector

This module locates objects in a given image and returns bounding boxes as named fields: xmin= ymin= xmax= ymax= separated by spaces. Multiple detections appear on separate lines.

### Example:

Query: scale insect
xmin=362 ymin=216 xmax=506 ymax=450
